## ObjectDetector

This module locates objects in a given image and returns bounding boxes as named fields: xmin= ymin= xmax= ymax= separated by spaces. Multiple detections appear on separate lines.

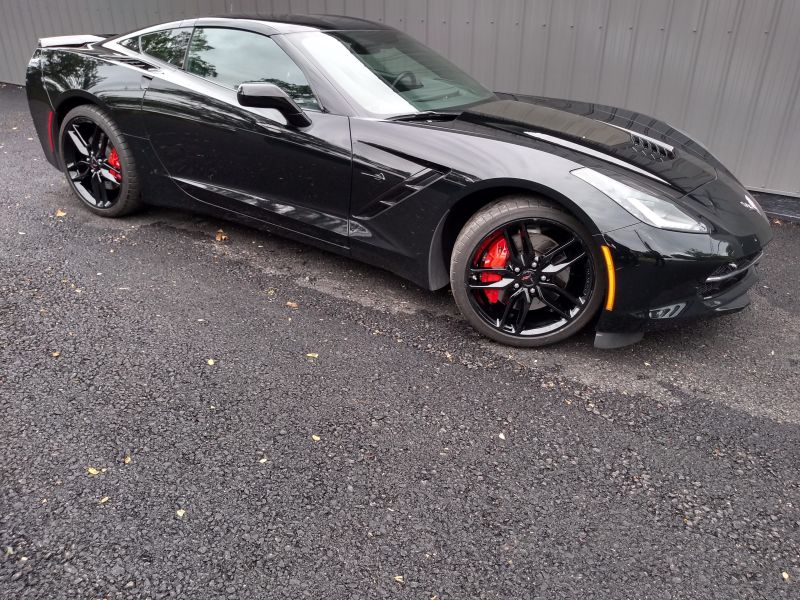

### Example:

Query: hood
xmin=456 ymin=95 xmax=720 ymax=195
xmin=449 ymin=95 xmax=771 ymax=243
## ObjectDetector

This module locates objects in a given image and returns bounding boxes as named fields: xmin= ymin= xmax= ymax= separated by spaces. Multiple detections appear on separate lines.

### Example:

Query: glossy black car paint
xmin=26 ymin=14 xmax=773 ymax=345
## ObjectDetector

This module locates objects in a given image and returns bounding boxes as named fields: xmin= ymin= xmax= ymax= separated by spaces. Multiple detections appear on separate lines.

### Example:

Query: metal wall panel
xmin=0 ymin=0 xmax=798 ymax=195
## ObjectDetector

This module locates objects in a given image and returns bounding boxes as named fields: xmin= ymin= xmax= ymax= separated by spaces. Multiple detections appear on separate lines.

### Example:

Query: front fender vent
xmin=631 ymin=133 xmax=675 ymax=161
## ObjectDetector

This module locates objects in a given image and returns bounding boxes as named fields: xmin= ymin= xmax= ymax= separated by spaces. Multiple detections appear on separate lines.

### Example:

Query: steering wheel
xmin=391 ymin=70 xmax=419 ymax=90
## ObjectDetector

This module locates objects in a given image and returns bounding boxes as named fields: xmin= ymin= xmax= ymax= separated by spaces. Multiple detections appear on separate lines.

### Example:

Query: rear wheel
xmin=450 ymin=196 xmax=604 ymax=347
xmin=57 ymin=104 xmax=141 ymax=217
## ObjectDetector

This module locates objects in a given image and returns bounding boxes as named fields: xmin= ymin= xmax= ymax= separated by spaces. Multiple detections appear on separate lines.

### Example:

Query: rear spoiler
xmin=38 ymin=34 xmax=110 ymax=48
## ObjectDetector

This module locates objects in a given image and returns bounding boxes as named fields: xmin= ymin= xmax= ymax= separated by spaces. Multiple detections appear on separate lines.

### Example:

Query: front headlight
xmin=573 ymin=167 xmax=708 ymax=233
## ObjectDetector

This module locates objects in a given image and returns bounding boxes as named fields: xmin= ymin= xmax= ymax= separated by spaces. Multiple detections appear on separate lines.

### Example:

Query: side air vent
xmin=631 ymin=134 xmax=675 ymax=161
xmin=109 ymin=55 xmax=159 ymax=71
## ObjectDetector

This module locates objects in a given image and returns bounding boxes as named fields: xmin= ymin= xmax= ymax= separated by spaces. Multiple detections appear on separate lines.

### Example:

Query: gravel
xmin=1 ymin=83 xmax=798 ymax=599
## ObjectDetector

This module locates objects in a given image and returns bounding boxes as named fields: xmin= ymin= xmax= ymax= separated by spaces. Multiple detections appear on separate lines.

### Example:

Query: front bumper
xmin=593 ymin=221 xmax=770 ymax=346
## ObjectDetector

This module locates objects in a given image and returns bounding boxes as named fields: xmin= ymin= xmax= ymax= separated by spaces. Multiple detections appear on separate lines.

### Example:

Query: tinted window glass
xmin=186 ymin=27 xmax=319 ymax=110
xmin=119 ymin=36 xmax=139 ymax=52
xmin=139 ymin=28 xmax=192 ymax=67
xmin=294 ymin=30 xmax=495 ymax=116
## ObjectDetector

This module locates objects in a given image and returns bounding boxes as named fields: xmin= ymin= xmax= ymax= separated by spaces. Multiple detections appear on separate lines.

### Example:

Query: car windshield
xmin=290 ymin=29 xmax=496 ymax=117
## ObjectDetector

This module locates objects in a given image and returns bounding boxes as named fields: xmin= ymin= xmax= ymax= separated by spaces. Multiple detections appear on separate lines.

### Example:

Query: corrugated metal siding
xmin=0 ymin=0 xmax=798 ymax=195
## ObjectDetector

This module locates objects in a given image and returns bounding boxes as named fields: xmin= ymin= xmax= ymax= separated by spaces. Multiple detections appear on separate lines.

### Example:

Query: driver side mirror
xmin=236 ymin=82 xmax=312 ymax=128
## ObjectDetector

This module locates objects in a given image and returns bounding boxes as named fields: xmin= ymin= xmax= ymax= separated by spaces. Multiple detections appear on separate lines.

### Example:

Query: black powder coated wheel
xmin=450 ymin=196 xmax=605 ymax=347
xmin=58 ymin=105 xmax=141 ymax=217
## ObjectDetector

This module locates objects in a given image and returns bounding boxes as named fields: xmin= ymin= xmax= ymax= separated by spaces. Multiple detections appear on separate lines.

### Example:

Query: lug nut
xmin=540 ymin=275 xmax=547 ymax=281
xmin=514 ymin=283 xmax=520 ymax=288
xmin=514 ymin=267 xmax=520 ymax=273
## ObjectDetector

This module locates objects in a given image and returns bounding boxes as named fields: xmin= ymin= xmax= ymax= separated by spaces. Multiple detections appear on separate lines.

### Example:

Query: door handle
xmin=140 ymin=75 xmax=153 ymax=90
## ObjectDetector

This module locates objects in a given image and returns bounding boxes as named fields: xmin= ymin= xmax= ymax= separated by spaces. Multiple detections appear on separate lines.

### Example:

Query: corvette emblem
xmin=740 ymin=194 xmax=759 ymax=212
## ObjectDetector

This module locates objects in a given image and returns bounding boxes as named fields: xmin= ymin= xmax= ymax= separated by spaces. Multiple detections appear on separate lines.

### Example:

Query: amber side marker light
xmin=600 ymin=245 xmax=616 ymax=311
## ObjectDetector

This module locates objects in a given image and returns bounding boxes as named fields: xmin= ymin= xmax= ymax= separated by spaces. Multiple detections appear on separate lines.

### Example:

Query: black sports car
xmin=26 ymin=14 xmax=773 ymax=348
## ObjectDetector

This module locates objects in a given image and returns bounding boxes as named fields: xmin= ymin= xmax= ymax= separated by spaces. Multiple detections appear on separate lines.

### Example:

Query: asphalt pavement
xmin=1 ymin=82 xmax=799 ymax=599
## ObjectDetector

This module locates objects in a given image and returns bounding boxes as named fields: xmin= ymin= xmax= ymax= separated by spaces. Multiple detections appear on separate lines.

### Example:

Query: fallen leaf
xmin=258 ymin=457 xmax=268 ymax=464
xmin=498 ymin=432 xmax=506 ymax=440
xmin=393 ymin=575 xmax=404 ymax=584
xmin=51 ymin=351 xmax=60 ymax=358
xmin=176 ymin=509 xmax=186 ymax=518
xmin=86 ymin=467 xmax=100 ymax=476
xmin=783 ymin=571 xmax=791 ymax=581
xmin=306 ymin=353 xmax=319 ymax=359
xmin=286 ymin=301 xmax=299 ymax=309
xmin=3 ymin=546 xmax=14 ymax=556
xmin=99 ymin=496 xmax=110 ymax=504
xmin=123 ymin=456 xmax=131 ymax=465
xmin=445 ymin=351 xmax=453 ymax=362
xmin=55 ymin=208 xmax=67 ymax=218
xmin=215 ymin=229 xmax=228 ymax=242
xmin=311 ymin=435 xmax=321 ymax=442
xmin=206 ymin=358 xmax=216 ymax=366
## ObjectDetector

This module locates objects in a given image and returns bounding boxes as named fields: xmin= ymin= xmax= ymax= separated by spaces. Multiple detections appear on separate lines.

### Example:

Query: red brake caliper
xmin=479 ymin=234 xmax=510 ymax=303
xmin=107 ymin=148 xmax=122 ymax=182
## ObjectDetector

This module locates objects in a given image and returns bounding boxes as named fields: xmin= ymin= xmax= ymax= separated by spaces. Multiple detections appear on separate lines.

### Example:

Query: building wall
xmin=1 ymin=0 xmax=798 ymax=196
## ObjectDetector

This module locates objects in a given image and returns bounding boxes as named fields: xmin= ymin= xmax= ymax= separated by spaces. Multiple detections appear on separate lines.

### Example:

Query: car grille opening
xmin=698 ymin=252 xmax=762 ymax=298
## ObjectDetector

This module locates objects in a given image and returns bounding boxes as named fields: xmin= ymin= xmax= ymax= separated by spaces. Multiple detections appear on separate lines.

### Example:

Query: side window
xmin=119 ymin=36 xmax=139 ymax=52
xmin=186 ymin=27 xmax=319 ymax=110
xmin=139 ymin=28 xmax=192 ymax=67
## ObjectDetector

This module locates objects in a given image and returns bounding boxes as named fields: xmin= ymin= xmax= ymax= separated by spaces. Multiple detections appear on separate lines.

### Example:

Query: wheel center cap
xmin=519 ymin=269 xmax=536 ymax=286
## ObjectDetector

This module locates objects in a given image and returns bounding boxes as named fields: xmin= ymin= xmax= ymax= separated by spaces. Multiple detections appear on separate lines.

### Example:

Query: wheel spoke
xmin=98 ymin=166 xmax=120 ymax=185
xmin=89 ymin=124 xmax=101 ymax=154
xmin=539 ymin=282 xmax=583 ymax=308
xmin=90 ymin=172 xmax=109 ymax=205
xmin=536 ymin=285 xmax=571 ymax=319
xmin=514 ymin=290 xmax=532 ymax=332
xmin=542 ymin=251 xmax=586 ymax=275
xmin=67 ymin=126 xmax=90 ymax=157
xmin=502 ymin=228 xmax=523 ymax=266
xmin=97 ymin=131 xmax=109 ymax=157
xmin=66 ymin=160 xmax=90 ymax=181
xmin=498 ymin=288 xmax=523 ymax=329
xmin=468 ymin=277 xmax=515 ymax=290
xmin=470 ymin=267 xmax=510 ymax=276
xmin=518 ymin=222 xmax=535 ymax=264
xmin=542 ymin=237 xmax=576 ymax=263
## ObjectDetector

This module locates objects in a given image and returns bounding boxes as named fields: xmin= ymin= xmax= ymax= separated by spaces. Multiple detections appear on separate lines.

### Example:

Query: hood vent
xmin=631 ymin=133 xmax=675 ymax=161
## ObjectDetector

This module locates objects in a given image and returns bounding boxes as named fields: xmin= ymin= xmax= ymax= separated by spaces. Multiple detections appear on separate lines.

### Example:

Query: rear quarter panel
xmin=25 ymin=49 xmax=57 ymax=167
xmin=41 ymin=48 xmax=148 ymax=138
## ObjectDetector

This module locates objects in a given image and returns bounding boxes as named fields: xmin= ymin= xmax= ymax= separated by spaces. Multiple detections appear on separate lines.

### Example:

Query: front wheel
xmin=450 ymin=196 xmax=605 ymax=347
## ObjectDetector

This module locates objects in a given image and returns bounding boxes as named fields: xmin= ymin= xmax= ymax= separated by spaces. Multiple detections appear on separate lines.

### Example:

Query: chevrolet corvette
xmin=26 ymin=14 xmax=773 ymax=348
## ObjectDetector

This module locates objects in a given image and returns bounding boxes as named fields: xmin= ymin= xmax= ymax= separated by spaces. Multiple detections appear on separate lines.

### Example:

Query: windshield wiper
xmin=387 ymin=110 xmax=461 ymax=122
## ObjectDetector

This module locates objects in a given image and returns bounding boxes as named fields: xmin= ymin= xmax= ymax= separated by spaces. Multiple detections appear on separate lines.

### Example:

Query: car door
xmin=140 ymin=26 xmax=352 ymax=248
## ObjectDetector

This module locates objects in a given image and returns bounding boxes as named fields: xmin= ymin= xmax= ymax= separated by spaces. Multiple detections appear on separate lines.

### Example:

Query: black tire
xmin=57 ymin=104 xmax=141 ymax=217
xmin=450 ymin=195 xmax=605 ymax=347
